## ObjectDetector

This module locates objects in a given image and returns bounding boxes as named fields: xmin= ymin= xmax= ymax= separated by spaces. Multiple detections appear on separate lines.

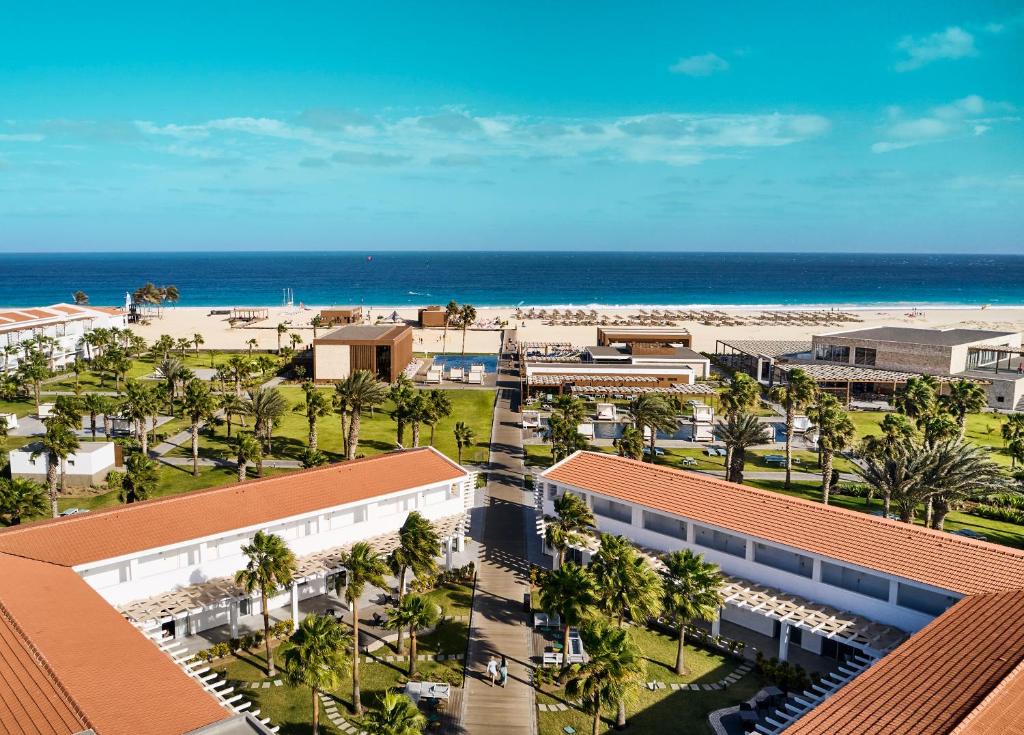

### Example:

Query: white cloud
xmin=872 ymin=95 xmax=1016 ymax=153
xmin=669 ymin=53 xmax=730 ymax=77
xmin=895 ymin=26 xmax=976 ymax=71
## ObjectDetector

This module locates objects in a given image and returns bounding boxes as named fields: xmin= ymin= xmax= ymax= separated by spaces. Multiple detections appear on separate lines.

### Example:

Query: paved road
xmin=462 ymin=332 xmax=537 ymax=735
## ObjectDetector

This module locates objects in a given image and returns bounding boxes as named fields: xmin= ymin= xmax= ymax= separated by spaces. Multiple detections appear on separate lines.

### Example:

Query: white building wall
xmin=542 ymin=482 xmax=945 ymax=634
xmin=78 ymin=479 xmax=467 ymax=608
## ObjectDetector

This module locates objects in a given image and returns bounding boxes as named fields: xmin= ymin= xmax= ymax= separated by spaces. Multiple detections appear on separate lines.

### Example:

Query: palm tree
xmin=182 ymin=379 xmax=217 ymax=476
xmin=221 ymin=393 xmax=247 ymax=438
xmin=335 ymin=370 xmax=388 ymax=460
xmin=297 ymin=381 xmax=332 ymax=452
xmin=613 ymin=425 xmax=644 ymax=461
xmin=72 ymin=289 xmax=89 ymax=305
xmin=388 ymin=375 xmax=415 ymax=447
xmin=629 ymin=393 xmax=678 ymax=463
xmin=17 ymin=348 xmax=49 ymax=414
xmin=718 ymin=412 xmax=770 ymax=484
xmin=234 ymin=433 xmax=262 ymax=482
xmin=33 ymin=418 xmax=79 ymax=517
xmin=894 ymin=376 xmax=936 ymax=427
xmin=720 ymin=372 xmax=760 ymax=418
xmin=0 ymin=477 xmax=49 ymax=525
xmin=119 ymin=453 xmax=159 ymax=503
xmin=384 ymin=595 xmax=439 ymax=676
xmin=544 ymin=492 xmax=596 ymax=567
xmin=121 ymin=380 xmax=159 ymax=455
xmin=769 ymin=368 xmax=817 ymax=489
xmin=442 ymin=300 xmax=460 ymax=354
xmin=282 ymin=613 xmax=351 ymax=735
xmin=538 ymin=563 xmax=598 ymax=678
xmin=156 ymin=356 xmax=185 ymax=414
xmin=453 ymin=421 xmax=476 ymax=464
xmin=426 ymin=389 xmax=452 ymax=446
xmin=661 ymin=549 xmax=723 ymax=675
xmin=70 ymin=358 xmax=87 ymax=390
xmin=939 ymin=378 xmax=987 ymax=431
xmin=364 ymin=689 xmax=426 ymax=735
xmin=922 ymin=439 xmax=1007 ymax=530
xmin=243 ymin=386 xmax=288 ymax=463
xmin=388 ymin=512 xmax=439 ymax=652
xmin=235 ymin=531 xmax=297 ymax=677
xmin=1003 ymin=414 xmax=1024 ymax=468
xmin=405 ymin=393 xmax=433 ymax=448
xmin=81 ymin=393 xmax=109 ymax=439
xmin=458 ymin=304 xmax=477 ymax=355
xmin=247 ymin=338 xmax=258 ymax=356
xmin=276 ymin=323 xmax=289 ymax=353
xmin=335 ymin=542 xmax=389 ymax=715
xmin=807 ymin=393 xmax=855 ymax=504
xmin=566 ymin=622 xmax=646 ymax=735
xmin=310 ymin=314 xmax=324 ymax=341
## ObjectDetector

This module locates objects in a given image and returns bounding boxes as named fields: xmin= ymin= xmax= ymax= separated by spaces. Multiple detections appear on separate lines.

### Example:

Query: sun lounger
xmin=448 ymin=367 xmax=464 ymax=381
xmin=466 ymin=370 xmax=483 ymax=384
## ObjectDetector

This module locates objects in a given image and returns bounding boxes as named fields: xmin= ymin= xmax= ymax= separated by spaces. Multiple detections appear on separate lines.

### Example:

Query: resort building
xmin=0 ymin=303 xmax=127 ymax=374
xmin=536 ymin=452 xmax=1024 ymax=733
xmin=418 ymin=305 xmax=448 ymax=328
xmin=717 ymin=326 xmax=1024 ymax=410
xmin=10 ymin=440 xmax=118 ymax=487
xmin=596 ymin=325 xmax=692 ymax=349
xmin=319 ymin=306 xmax=363 ymax=326
xmin=519 ymin=340 xmax=711 ymax=398
xmin=0 ymin=449 xmax=473 ymax=735
xmin=313 ymin=323 xmax=413 ymax=382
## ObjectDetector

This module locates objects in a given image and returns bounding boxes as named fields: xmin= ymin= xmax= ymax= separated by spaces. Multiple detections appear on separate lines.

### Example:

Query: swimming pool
xmin=430 ymin=354 xmax=499 ymax=374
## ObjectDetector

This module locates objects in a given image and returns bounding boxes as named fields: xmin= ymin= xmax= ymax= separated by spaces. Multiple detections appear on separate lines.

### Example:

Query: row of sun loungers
xmin=515 ymin=308 xmax=863 ymax=328
xmin=424 ymin=364 xmax=486 ymax=384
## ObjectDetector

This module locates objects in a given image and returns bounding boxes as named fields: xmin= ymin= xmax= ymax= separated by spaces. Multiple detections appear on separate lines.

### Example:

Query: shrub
xmin=272 ymin=620 xmax=292 ymax=639
xmin=755 ymin=653 xmax=812 ymax=693
xmin=971 ymin=504 xmax=1024 ymax=525
xmin=435 ymin=667 xmax=463 ymax=687
xmin=835 ymin=482 xmax=871 ymax=498
xmin=105 ymin=470 xmax=125 ymax=492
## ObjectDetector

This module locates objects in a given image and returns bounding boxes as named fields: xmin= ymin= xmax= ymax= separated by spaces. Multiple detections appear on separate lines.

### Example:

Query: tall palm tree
xmin=0 ymin=477 xmax=49 ymax=526
xmin=405 ymin=393 xmax=433 ymax=448
xmin=807 ymin=393 xmax=855 ymax=504
xmin=335 ymin=370 xmax=388 ymax=460
xmin=768 ymin=368 xmax=817 ymax=489
xmin=538 ymin=562 xmax=598 ymax=678
xmin=384 ymin=595 xmax=439 ymax=676
xmin=922 ymin=439 xmax=1007 ymax=530
xmin=629 ymin=393 xmax=678 ymax=462
xmin=119 ymin=453 xmax=159 ymax=503
xmin=857 ymin=439 xmax=925 ymax=521
xmin=243 ymin=386 xmax=288 ymax=463
xmin=894 ymin=376 xmax=936 ymax=427
xmin=234 ymin=433 xmax=262 ymax=482
xmin=364 ymin=689 xmax=426 ymax=735
xmin=72 ymin=289 xmax=89 ymax=305
xmin=121 ymin=380 xmax=160 ymax=455
xmin=388 ymin=374 xmax=416 ymax=447
xmin=297 ymin=381 xmax=332 ymax=452
xmin=276 ymin=323 xmax=289 ymax=353
xmin=426 ymin=389 xmax=452 ymax=446
xmin=192 ymin=333 xmax=204 ymax=356
xmin=458 ymin=304 xmax=477 ymax=355
xmin=544 ymin=492 xmax=596 ymax=567
xmin=1002 ymin=414 xmax=1024 ymax=468
xmin=388 ymin=512 xmax=439 ymax=652
xmin=310 ymin=314 xmax=324 ymax=341
xmin=441 ymin=300 xmax=460 ymax=354
xmin=939 ymin=378 xmax=987 ymax=432
xmin=718 ymin=412 xmax=770 ymax=484
xmin=221 ymin=393 xmax=247 ymax=438
xmin=566 ymin=622 xmax=646 ymax=735
xmin=614 ymin=425 xmax=644 ymax=461
xmin=720 ymin=372 xmax=760 ymax=418
xmin=157 ymin=356 xmax=185 ymax=415
xmin=661 ymin=549 xmax=723 ymax=675
xmin=453 ymin=421 xmax=476 ymax=464
xmin=81 ymin=392 xmax=109 ymax=439
xmin=235 ymin=531 xmax=297 ymax=677
xmin=336 ymin=542 xmax=390 ymax=715
xmin=32 ymin=418 xmax=79 ymax=517
xmin=17 ymin=348 xmax=49 ymax=414
xmin=282 ymin=613 xmax=351 ymax=735
xmin=182 ymin=379 xmax=217 ymax=476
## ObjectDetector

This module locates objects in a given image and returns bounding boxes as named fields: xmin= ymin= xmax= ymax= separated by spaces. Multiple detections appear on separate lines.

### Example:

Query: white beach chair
xmin=448 ymin=367 xmax=464 ymax=381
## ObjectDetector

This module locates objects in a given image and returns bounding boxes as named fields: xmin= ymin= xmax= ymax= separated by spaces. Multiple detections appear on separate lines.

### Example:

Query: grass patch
xmin=420 ymin=582 xmax=475 ymax=618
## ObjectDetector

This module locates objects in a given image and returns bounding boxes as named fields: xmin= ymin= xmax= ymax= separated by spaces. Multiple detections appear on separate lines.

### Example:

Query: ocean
xmin=1 ymin=251 xmax=1023 ymax=308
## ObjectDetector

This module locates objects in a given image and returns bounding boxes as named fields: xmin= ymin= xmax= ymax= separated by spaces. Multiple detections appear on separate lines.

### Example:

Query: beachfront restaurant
xmin=313 ymin=324 xmax=413 ymax=382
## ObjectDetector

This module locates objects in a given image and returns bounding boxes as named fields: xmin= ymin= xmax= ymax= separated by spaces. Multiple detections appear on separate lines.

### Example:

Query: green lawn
xmin=213 ymin=616 xmax=469 ymax=734
xmin=43 ymin=351 xmax=267 ymax=393
xmin=0 ymin=398 xmax=36 ymax=419
xmin=847 ymin=410 xmax=1016 ymax=467
xmin=167 ymin=387 xmax=495 ymax=465
xmin=536 ymin=626 xmax=764 ymax=735
xmin=420 ymin=582 xmax=475 ymax=618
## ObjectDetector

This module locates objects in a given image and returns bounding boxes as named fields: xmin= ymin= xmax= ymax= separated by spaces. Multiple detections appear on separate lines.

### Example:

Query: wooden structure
xmin=313 ymin=324 xmax=413 ymax=382
xmin=597 ymin=326 xmax=692 ymax=350
xmin=418 ymin=305 xmax=448 ymax=328
xmin=319 ymin=307 xmax=363 ymax=326
xmin=229 ymin=307 xmax=268 ymax=323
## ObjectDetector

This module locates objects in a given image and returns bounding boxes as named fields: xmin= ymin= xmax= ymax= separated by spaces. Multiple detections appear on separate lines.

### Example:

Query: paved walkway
xmin=462 ymin=331 xmax=536 ymax=735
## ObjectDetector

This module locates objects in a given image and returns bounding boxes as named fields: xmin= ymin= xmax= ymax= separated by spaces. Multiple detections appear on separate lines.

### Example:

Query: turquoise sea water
xmin=1 ymin=251 xmax=1023 ymax=307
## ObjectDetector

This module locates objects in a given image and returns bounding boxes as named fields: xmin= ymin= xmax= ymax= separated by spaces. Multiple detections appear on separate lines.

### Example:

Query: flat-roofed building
xmin=11 ymin=441 xmax=117 ymax=487
xmin=538 ymin=451 xmax=1024 ymax=733
xmin=319 ymin=306 xmax=363 ymax=326
xmin=597 ymin=326 xmax=692 ymax=350
xmin=313 ymin=324 xmax=413 ymax=382
xmin=0 ymin=303 xmax=127 ymax=374
xmin=418 ymin=305 xmax=448 ymax=328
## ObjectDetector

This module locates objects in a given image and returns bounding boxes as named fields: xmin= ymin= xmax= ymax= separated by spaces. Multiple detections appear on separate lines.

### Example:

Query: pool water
xmin=430 ymin=354 xmax=498 ymax=374
xmin=592 ymin=422 xmax=696 ymax=440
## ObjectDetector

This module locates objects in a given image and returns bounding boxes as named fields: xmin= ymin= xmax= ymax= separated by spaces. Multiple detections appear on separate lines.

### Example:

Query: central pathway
xmin=462 ymin=333 xmax=536 ymax=735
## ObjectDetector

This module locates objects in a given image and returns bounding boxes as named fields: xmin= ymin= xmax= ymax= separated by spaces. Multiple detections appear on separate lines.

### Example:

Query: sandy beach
xmin=129 ymin=305 xmax=1024 ymax=354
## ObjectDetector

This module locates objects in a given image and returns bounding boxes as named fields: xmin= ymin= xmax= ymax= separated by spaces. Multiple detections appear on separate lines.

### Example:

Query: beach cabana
xmin=467 ymin=369 xmax=483 ymax=385
xmin=448 ymin=367 xmax=464 ymax=382
xmin=793 ymin=415 xmax=812 ymax=433
xmin=577 ymin=422 xmax=595 ymax=440
xmin=522 ymin=410 xmax=541 ymax=429
xmin=426 ymin=366 xmax=443 ymax=384
xmin=691 ymin=404 xmax=714 ymax=423
xmin=596 ymin=403 xmax=616 ymax=421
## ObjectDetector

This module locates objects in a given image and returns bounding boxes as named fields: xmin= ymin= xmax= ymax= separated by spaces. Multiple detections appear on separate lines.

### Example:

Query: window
xmin=693 ymin=525 xmax=747 ymax=557
xmin=642 ymin=511 xmax=687 ymax=540
xmin=591 ymin=497 xmax=632 ymax=523
xmin=820 ymin=561 xmax=889 ymax=600
xmin=897 ymin=584 xmax=958 ymax=615
xmin=814 ymin=344 xmax=851 ymax=363
xmin=854 ymin=347 xmax=877 ymax=366
xmin=547 ymin=484 xmax=558 ymax=499
xmin=754 ymin=543 xmax=813 ymax=578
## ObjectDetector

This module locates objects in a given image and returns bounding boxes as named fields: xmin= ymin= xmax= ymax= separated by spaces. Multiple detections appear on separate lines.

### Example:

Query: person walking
xmin=499 ymin=656 xmax=509 ymax=688
xmin=486 ymin=656 xmax=498 ymax=687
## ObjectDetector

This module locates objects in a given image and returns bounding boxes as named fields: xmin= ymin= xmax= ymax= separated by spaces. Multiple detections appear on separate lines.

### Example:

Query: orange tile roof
xmin=0 ymin=448 xmax=466 ymax=566
xmin=543 ymin=452 xmax=1024 ymax=595
xmin=0 ymin=553 xmax=229 ymax=735
xmin=0 ymin=311 xmax=34 ymax=323
xmin=23 ymin=308 xmax=57 ymax=319
xmin=49 ymin=305 xmax=84 ymax=315
xmin=0 ymin=598 xmax=89 ymax=735
xmin=783 ymin=590 xmax=1024 ymax=735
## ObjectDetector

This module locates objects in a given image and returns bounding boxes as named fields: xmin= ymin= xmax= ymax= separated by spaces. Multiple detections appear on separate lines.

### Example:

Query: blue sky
xmin=1 ymin=1 xmax=1021 ymax=252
